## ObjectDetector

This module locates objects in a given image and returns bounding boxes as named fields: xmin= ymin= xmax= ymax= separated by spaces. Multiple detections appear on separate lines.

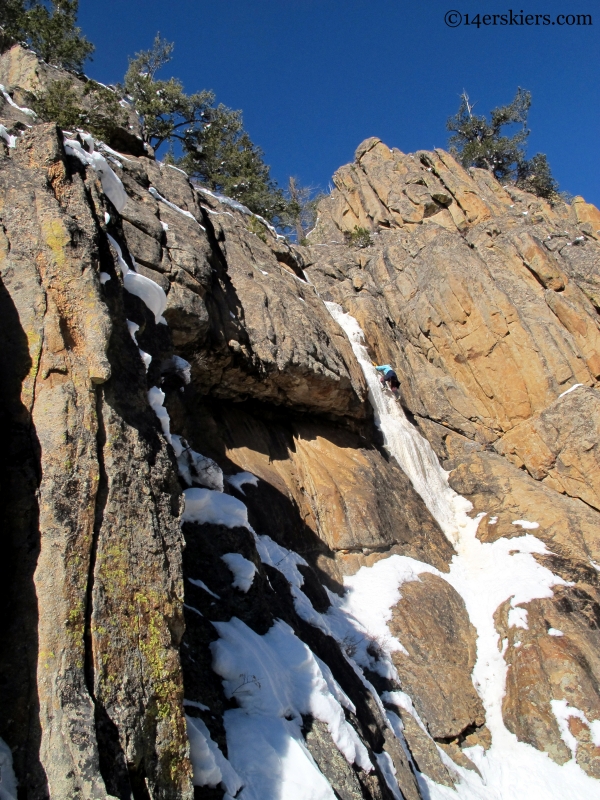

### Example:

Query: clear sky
xmin=79 ymin=0 xmax=599 ymax=205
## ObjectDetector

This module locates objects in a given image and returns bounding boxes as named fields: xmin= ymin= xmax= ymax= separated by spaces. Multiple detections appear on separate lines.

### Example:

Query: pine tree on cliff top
xmin=177 ymin=102 xmax=287 ymax=224
xmin=123 ymin=34 xmax=286 ymax=223
xmin=447 ymin=88 xmax=559 ymax=200
xmin=0 ymin=0 xmax=93 ymax=71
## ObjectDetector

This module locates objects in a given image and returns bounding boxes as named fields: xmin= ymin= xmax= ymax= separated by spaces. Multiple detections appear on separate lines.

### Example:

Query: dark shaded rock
xmin=164 ymin=282 xmax=210 ymax=347
xmin=304 ymin=718 xmax=367 ymax=800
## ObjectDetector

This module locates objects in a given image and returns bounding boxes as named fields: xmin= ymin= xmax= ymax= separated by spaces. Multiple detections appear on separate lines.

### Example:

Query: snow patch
xmin=548 ymin=628 xmax=564 ymax=637
xmin=165 ymin=163 xmax=188 ymax=176
xmin=551 ymin=700 xmax=590 ymax=756
xmin=375 ymin=751 xmax=403 ymax=800
xmin=0 ymin=84 xmax=36 ymax=117
xmin=559 ymin=383 xmax=583 ymax=399
xmin=99 ymin=272 xmax=111 ymax=284
xmin=171 ymin=435 xmax=224 ymax=491
xmin=383 ymin=691 xmax=430 ymax=736
xmin=195 ymin=186 xmax=284 ymax=239
xmin=222 ymin=711 xmax=335 ymax=800
xmin=149 ymin=186 xmax=203 ymax=226
xmin=508 ymin=606 xmax=529 ymax=629
xmin=182 ymin=488 xmax=249 ymax=528
xmin=221 ymin=553 xmax=256 ymax=592
xmin=64 ymin=137 xmax=127 ymax=211
xmin=184 ymin=699 xmax=210 ymax=711
xmin=254 ymin=534 xmax=307 ymax=588
xmin=186 ymin=714 xmax=242 ymax=794
xmin=96 ymin=141 xmax=133 ymax=163
xmin=211 ymin=617 xmax=372 ymax=774
xmin=227 ymin=472 xmax=259 ymax=494
xmin=126 ymin=320 xmax=152 ymax=370
xmin=107 ymin=234 xmax=167 ymax=323
xmin=188 ymin=577 xmax=220 ymax=600
xmin=326 ymin=556 xmax=440 ymax=675
xmin=0 ymin=124 xmax=16 ymax=148
xmin=0 ymin=737 xmax=18 ymax=800
xmin=512 ymin=520 xmax=540 ymax=530
xmin=147 ymin=386 xmax=171 ymax=444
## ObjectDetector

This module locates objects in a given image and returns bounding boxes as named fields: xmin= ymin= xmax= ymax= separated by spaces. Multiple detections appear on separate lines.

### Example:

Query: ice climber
xmin=374 ymin=363 xmax=400 ymax=395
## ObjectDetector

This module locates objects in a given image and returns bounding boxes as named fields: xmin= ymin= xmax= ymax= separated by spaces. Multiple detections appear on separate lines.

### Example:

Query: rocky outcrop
xmin=0 ymin=61 xmax=425 ymax=798
xmin=305 ymin=135 xmax=600 ymax=784
xmin=0 ymin=121 xmax=190 ymax=798
xmin=497 ymin=567 xmax=600 ymax=780
xmin=2 ymin=43 xmax=600 ymax=800
xmin=308 ymin=139 xmax=600 ymax=447
xmin=168 ymin=398 xmax=454 ymax=577
xmin=494 ymin=385 xmax=600 ymax=510
xmin=389 ymin=573 xmax=483 ymax=742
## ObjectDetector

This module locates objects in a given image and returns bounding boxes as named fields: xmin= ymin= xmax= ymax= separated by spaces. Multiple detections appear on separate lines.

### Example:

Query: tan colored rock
xmin=572 ymin=196 xmax=600 ymax=231
xmin=545 ymin=286 xmax=600 ymax=378
xmin=448 ymin=449 xmax=600 ymax=565
xmin=0 ymin=45 xmax=143 ymax=149
xmin=389 ymin=708 xmax=457 ymax=787
xmin=122 ymin=218 xmax=162 ymax=268
xmin=495 ymin=386 xmax=600 ymax=510
xmin=497 ymin=571 xmax=600 ymax=779
xmin=192 ymin=206 xmax=369 ymax=418
xmin=0 ymin=43 xmax=47 ymax=98
xmin=333 ymin=162 xmax=392 ymax=230
xmin=512 ymin=231 xmax=566 ymax=290
xmin=309 ymin=156 xmax=600 ymax=447
xmin=419 ymin=150 xmax=494 ymax=224
xmin=173 ymin=400 xmax=454 ymax=582
xmin=389 ymin=574 xmax=484 ymax=739
xmin=164 ymin=280 xmax=210 ymax=347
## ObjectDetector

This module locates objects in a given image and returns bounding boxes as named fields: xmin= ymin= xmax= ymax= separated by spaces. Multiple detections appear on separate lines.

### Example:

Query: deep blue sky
xmin=79 ymin=0 xmax=599 ymax=205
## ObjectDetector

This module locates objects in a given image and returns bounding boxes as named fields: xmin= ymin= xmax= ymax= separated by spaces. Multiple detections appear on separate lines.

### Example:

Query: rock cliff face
xmin=1 ymin=44 xmax=600 ymax=800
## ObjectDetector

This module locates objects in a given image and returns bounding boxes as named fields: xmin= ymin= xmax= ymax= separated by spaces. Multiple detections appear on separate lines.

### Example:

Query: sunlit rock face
xmin=1 ymin=42 xmax=600 ymax=800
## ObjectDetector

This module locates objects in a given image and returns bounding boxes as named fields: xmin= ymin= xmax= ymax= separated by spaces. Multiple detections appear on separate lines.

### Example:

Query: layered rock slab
xmin=111 ymin=150 xmax=368 ymax=419
xmin=496 ymin=565 xmax=600 ymax=780
xmin=0 ymin=124 xmax=191 ymax=798
xmin=495 ymin=385 xmax=600 ymax=510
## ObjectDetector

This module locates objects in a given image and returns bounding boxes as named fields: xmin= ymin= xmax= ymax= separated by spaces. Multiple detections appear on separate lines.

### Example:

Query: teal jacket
xmin=375 ymin=364 xmax=394 ymax=377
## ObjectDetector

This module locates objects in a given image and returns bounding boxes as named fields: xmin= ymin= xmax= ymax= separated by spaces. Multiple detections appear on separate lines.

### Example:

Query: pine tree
xmin=447 ymin=88 xmax=531 ymax=181
xmin=447 ymin=88 xmax=559 ymax=199
xmin=124 ymin=34 xmax=287 ymax=222
xmin=178 ymin=103 xmax=287 ymax=222
xmin=1 ymin=0 xmax=93 ymax=71
xmin=122 ymin=34 xmax=214 ymax=152
xmin=33 ymin=77 xmax=127 ymax=140
xmin=516 ymin=153 xmax=560 ymax=201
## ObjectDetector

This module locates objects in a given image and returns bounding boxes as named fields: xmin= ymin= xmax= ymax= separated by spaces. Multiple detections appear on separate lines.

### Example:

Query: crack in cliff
xmin=84 ymin=387 xmax=107 ymax=700
xmin=84 ymin=386 xmax=138 ymax=799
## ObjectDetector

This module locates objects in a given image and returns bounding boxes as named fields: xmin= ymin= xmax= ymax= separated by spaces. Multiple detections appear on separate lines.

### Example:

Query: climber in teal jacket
xmin=374 ymin=364 xmax=400 ymax=393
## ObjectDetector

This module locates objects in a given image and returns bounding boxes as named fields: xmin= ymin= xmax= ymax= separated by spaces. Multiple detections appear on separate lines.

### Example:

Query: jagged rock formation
xmin=1 ymin=43 xmax=600 ymax=800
